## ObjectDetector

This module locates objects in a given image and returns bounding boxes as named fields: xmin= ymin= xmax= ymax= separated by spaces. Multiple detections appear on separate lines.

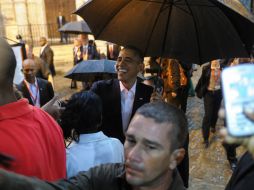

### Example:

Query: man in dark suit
xmin=91 ymin=45 xmax=154 ymax=143
xmin=17 ymin=59 xmax=54 ymax=107
xmin=57 ymin=12 xmax=67 ymax=43
xmin=25 ymin=44 xmax=52 ymax=81
xmin=39 ymin=37 xmax=56 ymax=78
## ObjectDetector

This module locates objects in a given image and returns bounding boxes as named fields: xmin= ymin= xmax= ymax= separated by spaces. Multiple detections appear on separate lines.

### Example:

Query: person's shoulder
xmin=37 ymin=77 xmax=48 ymax=83
xmin=17 ymin=81 xmax=25 ymax=89
xmin=108 ymin=136 xmax=124 ymax=146
xmin=92 ymin=79 xmax=116 ymax=88
xmin=37 ymin=78 xmax=52 ymax=86
xmin=89 ymin=163 xmax=124 ymax=178
xmin=33 ymin=107 xmax=61 ymax=130
xmin=202 ymin=63 xmax=210 ymax=70
xmin=138 ymin=81 xmax=154 ymax=93
xmin=45 ymin=45 xmax=53 ymax=52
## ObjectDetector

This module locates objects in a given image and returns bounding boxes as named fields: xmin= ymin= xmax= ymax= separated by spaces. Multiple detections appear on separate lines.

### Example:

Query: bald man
xmin=0 ymin=38 xmax=66 ymax=180
xmin=17 ymin=59 xmax=54 ymax=107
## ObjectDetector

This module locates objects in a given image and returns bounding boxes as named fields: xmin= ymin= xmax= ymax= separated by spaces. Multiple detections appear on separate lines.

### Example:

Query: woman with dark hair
xmin=60 ymin=91 xmax=124 ymax=178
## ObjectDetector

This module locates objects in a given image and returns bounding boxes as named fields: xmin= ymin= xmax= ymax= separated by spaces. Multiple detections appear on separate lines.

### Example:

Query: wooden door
xmin=44 ymin=0 xmax=77 ymax=38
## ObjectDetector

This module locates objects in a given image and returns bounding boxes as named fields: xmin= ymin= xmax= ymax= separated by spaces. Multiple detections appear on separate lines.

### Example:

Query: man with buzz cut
xmin=0 ymin=101 xmax=187 ymax=190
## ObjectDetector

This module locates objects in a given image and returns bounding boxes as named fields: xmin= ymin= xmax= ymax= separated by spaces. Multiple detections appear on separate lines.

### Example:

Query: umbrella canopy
xmin=58 ymin=21 xmax=92 ymax=34
xmin=74 ymin=0 xmax=254 ymax=64
xmin=64 ymin=59 xmax=117 ymax=81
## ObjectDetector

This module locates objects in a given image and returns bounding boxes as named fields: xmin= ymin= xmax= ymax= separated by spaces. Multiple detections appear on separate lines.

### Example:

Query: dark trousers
xmin=180 ymin=85 xmax=189 ymax=113
xmin=202 ymin=90 xmax=222 ymax=141
xmin=177 ymin=134 xmax=189 ymax=188
xmin=60 ymin=32 xmax=68 ymax=43
xmin=71 ymin=80 xmax=77 ymax=88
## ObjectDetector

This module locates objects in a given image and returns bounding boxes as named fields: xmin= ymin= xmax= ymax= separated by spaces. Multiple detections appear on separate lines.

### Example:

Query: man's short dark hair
xmin=122 ymin=45 xmax=144 ymax=63
xmin=60 ymin=91 xmax=102 ymax=143
xmin=0 ymin=38 xmax=17 ymax=84
xmin=135 ymin=101 xmax=188 ymax=151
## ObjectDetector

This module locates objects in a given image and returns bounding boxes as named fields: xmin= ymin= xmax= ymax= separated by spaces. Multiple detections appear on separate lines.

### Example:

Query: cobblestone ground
xmin=35 ymin=45 xmax=245 ymax=190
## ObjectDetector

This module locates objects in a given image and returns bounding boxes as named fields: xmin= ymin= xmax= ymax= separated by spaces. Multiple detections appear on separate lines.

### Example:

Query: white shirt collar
xmin=40 ymin=44 xmax=48 ymax=54
xmin=119 ymin=80 xmax=137 ymax=94
xmin=25 ymin=77 xmax=38 ymax=86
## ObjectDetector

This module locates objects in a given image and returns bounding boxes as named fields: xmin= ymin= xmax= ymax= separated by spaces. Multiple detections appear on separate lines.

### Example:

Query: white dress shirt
xmin=66 ymin=131 xmax=124 ymax=178
xmin=120 ymin=81 xmax=136 ymax=132
xmin=40 ymin=44 xmax=48 ymax=55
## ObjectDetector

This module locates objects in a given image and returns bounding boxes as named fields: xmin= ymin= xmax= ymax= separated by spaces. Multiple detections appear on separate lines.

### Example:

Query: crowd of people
xmin=0 ymin=34 xmax=254 ymax=190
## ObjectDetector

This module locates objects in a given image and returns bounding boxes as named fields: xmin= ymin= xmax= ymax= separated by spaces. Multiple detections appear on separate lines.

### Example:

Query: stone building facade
xmin=0 ymin=0 xmax=87 ymax=44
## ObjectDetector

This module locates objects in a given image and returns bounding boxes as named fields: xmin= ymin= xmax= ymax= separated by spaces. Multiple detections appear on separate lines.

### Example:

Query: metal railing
xmin=0 ymin=23 xmax=76 ymax=46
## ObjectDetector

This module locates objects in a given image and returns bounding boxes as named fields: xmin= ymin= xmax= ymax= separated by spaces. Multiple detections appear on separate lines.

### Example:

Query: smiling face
xmin=124 ymin=114 xmax=173 ymax=188
xmin=116 ymin=49 xmax=143 ymax=89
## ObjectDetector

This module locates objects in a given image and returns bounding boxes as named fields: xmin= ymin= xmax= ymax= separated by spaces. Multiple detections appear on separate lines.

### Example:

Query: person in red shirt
xmin=0 ymin=37 xmax=66 ymax=181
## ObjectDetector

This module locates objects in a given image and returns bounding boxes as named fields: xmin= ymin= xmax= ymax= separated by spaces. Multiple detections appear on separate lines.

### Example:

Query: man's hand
xmin=41 ymin=96 xmax=64 ymax=121
xmin=150 ymin=91 xmax=163 ymax=102
xmin=171 ymin=92 xmax=177 ymax=98
xmin=219 ymin=108 xmax=254 ymax=156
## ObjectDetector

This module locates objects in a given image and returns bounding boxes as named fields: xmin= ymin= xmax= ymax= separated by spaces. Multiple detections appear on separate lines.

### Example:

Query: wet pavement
xmin=187 ymin=66 xmax=244 ymax=190
xmin=35 ymin=44 xmax=245 ymax=190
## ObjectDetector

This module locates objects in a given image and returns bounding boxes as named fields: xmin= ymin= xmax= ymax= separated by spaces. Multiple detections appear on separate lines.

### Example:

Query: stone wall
xmin=0 ymin=0 xmax=47 ymax=44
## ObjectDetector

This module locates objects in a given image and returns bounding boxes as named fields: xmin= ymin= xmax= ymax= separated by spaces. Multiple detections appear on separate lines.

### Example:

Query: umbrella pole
xmin=144 ymin=0 xmax=168 ymax=55
xmin=184 ymin=0 xmax=202 ymax=64
xmin=160 ymin=0 xmax=174 ymax=57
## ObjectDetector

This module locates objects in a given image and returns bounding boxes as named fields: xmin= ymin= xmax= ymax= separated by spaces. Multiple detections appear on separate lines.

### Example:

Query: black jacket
xmin=91 ymin=79 xmax=153 ymax=143
xmin=17 ymin=78 xmax=54 ymax=107
xmin=0 ymin=163 xmax=186 ymax=190
xmin=225 ymin=151 xmax=254 ymax=190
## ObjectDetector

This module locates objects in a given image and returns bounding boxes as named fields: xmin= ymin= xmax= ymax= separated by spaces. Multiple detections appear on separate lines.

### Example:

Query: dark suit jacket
xmin=91 ymin=79 xmax=153 ymax=143
xmin=225 ymin=151 xmax=254 ymax=190
xmin=40 ymin=45 xmax=55 ymax=76
xmin=57 ymin=16 xmax=66 ymax=28
xmin=17 ymin=78 xmax=54 ymax=107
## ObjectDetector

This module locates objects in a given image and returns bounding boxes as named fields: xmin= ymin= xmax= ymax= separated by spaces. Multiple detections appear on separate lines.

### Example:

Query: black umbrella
xmin=74 ymin=0 xmax=254 ymax=64
xmin=58 ymin=21 xmax=92 ymax=34
xmin=64 ymin=59 xmax=117 ymax=81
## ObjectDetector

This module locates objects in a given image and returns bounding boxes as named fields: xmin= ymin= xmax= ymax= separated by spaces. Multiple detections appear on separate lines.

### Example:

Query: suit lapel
xmin=22 ymin=81 xmax=34 ymax=105
xmin=40 ymin=45 xmax=48 ymax=57
xmin=131 ymin=82 xmax=146 ymax=117
xmin=113 ymin=79 xmax=122 ymax=121
xmin=37 ymin=78 xmax=44 ymax=106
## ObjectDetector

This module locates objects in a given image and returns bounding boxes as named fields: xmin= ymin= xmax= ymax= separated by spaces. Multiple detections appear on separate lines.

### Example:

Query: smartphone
xmin=222 ymin=64 xmax=254 ymax=137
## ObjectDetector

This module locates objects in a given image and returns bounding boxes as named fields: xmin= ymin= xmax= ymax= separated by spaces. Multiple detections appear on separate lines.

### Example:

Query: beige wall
xmin=0 ymin=0 xmax=47 ymax=43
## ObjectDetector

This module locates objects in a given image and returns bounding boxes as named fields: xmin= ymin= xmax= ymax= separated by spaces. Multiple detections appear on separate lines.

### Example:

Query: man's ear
xmin=169 ymin=148 xmax=185 ymax=170
xmin=139 ymin=63 xmax=144 ymax=73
